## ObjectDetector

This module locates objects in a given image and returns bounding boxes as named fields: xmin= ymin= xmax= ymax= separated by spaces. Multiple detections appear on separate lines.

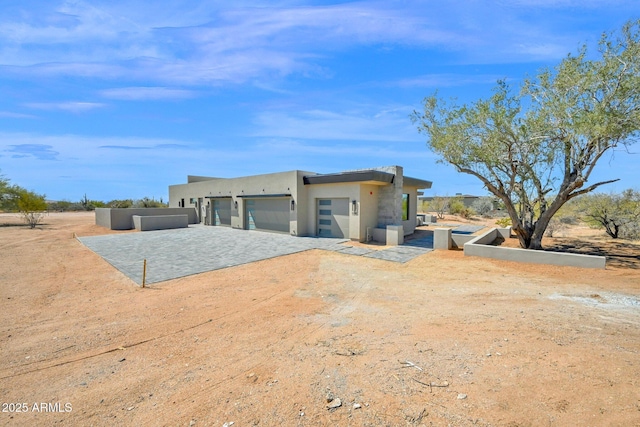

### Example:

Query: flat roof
xmin=303 ymin=170 xmax=432 ymax=189
xmin=303 ymin=170 xmax=395 ymax=185
xmin=404 ymin=176 xmax=433 ymax=189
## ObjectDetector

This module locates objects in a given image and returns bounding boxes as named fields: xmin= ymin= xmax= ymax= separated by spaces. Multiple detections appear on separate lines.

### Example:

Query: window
xmin=402 ymin=194 xmax=409 ymax=221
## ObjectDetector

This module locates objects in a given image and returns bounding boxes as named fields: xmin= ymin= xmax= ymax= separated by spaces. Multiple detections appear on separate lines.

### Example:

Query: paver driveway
xmin=78 ymin=225 xmax=350 ymax=284
xmin=79 ymin=225 xmax=434 ymax=285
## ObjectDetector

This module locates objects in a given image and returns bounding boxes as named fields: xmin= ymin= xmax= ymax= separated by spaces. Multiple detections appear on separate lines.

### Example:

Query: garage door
xmin=317 ymin=198 xmax=349 ymax=238
xmin=212 ymin=199 xmax=232 ymax=226
xmin=245 ymin=198 xmax=290 ymax=233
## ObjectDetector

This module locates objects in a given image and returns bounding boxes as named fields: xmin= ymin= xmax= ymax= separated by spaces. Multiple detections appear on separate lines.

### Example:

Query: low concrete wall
xmin=463 ymin=228 xmax=606 ymax=269
xmin=96 ymin=208 xmax=198 ymax=230
xmin=133 ymin=214 xmax=188 ymax=231
xmin=386 ymin=225 xmax=404 ymax=246
xmin=467 ymin=228 xmax=499 ymax=246
xmin=451 ymin=233 xmax=477 ymax=248
xmin=95 ymin=208 xmax=112 ymax=229
xmin=372 ymin=227 xmax=386 ymax=244
xmin=370 ymin=225 xmax=406 ymax=245
xmin=434 ymin=228 xmax=483 ymax=249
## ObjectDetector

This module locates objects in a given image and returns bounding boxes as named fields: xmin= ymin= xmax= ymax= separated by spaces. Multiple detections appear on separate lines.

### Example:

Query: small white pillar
xmin=434 ymin=228 xmax=452 ymax=250
xmin=497 ymin=227 xmax=512 ymax=239
xmin=386 ymin=225 xmax=404 ymax=246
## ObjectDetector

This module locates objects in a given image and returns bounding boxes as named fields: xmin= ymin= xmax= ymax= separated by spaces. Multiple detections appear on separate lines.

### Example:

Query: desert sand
xmin=1 ymin=212 xmax=639 ymax=426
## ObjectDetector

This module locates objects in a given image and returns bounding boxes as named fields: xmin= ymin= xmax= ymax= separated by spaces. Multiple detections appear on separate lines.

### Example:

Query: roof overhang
xmin=237 ymin=193 xmax=292 ymax=198
xmin=404 ymin=176 xmax=433 ymax=189
xmin=303 ymin=170 xmax=395 ymax=186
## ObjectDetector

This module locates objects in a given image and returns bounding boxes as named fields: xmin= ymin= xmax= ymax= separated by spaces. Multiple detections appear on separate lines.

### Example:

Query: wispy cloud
xmin=98 ymin=143 xmax=190 ymax=150
xmin=99 ymin=87 xmax=197 ymax=100
xmin=2 ymin=1 xmax=621 ymax=86
xmin=252 ymin=106 xmax=419 ymax=142
xmin=24 ymin=101 xmax=106 ymax=113
xmin=5 ymin=143 xmax=59 ymax=160
xmin=0 ymin=111 xmax=36 ymax=119
xmin=394 ymin=73 xmax=504 ymax=88
xmin=253 ymin=138 xmax=432 ymax=160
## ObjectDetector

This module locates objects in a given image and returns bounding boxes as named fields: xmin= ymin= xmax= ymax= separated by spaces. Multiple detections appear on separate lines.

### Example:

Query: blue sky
xmin=0 ymin=1 xmax=638 ymax=202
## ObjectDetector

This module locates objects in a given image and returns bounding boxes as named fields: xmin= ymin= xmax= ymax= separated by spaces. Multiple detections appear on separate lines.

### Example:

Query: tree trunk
xmin=527 ymin=205 xmax=557 ymax=250
xmin=604 ymin=221 xmax=619 ymax=238
xmin=528 ymin=235 xmax=543 ymax=250
xmin=513 ymin=227 xmax=531 ymax=249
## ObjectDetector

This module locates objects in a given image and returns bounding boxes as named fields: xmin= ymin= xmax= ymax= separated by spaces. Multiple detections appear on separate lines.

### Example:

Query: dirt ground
xmin=1 ymin=212 xmax=639 ymax=426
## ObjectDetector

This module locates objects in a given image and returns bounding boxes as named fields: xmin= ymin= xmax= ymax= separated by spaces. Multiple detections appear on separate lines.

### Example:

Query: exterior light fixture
xmin=291 ymin=199 xmax=295 ymax=211
xmin=351 ymin=200 xmax=358 ymax=215
xmin=234 ymin=200 xmax=238 ymax=209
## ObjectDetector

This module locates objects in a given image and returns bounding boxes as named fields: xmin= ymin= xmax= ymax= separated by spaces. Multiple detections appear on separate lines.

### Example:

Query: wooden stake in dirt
xmin=142 ymin=259 xmax=147 ymax=288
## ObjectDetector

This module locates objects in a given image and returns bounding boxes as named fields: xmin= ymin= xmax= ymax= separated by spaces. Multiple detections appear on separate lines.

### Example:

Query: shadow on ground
xmin=546 ymin=238 xmax=640 ymax=269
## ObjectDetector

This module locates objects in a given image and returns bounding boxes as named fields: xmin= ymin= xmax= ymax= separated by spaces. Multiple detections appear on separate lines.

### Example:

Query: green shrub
xmin=495 ymin=217 xmax=512 ymax=228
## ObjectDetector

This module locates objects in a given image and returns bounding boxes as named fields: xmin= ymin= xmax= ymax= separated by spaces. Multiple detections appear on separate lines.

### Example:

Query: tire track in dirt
xmin=0 ymin=280 xmax=299 ymax=380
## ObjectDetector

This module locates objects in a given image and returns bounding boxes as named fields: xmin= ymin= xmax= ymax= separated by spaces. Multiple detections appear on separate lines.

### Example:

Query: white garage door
xmin=317 ymin=198 xmax=349 ymax=238
xmin=245 ymin=198 xmax=290 ymax=233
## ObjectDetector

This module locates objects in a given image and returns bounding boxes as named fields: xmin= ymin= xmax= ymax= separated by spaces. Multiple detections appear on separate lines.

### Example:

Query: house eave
xmin=303 ymin=170 xmax=395 ymax=186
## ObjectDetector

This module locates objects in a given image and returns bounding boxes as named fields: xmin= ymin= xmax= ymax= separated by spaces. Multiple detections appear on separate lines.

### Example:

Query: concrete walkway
xmin=79 ymin=225 xmax=433 ymax=285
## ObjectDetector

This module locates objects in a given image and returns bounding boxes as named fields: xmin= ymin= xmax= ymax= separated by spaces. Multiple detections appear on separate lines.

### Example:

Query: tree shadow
xmin=545 ymin=238 xmax=640 ymax=269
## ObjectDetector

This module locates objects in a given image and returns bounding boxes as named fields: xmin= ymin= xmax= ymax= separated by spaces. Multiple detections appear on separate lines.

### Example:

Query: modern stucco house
xmin=168 ymin=166 xmax=432 ymax=243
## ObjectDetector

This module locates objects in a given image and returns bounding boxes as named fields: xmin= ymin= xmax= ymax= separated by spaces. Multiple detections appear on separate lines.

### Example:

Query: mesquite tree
xmin=412 ymin=21 xmax=640 ymax=249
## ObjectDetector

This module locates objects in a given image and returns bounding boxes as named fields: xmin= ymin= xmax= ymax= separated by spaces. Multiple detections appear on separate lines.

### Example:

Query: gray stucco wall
xmin=169 ymin=170 xmax=304 ymax=234
xmin=95 ymin=208 xmax=198 ymax=230
xmin=132 ymin=214 xmax=189 ymax=231
xmin=167 ymin=166 xmax=429 ymax=241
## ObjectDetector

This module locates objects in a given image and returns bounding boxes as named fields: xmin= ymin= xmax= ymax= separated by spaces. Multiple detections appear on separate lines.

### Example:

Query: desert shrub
xmin=620 ymin=219 xmax=640 ymax=240
xmin=16 ymin=189 xmax=48 ymax=228
xmin=558 ymin=215 xmax=579 ymax=225
xmin=48 ymin=200 xmax=85 ymax=211
xmin=544 ymin=218 xmax=566 ymax=237
xmin=134 ymin=197 xmax=168 ymax=208
xmin=448 ymin=196 xmax=474 ymax=219
xmin=428 ymin=196 xmax=449 ymax=219
xmin=107 ymin=199 xmax=134 ymax=208
xmin=575 ymin=189 xmax=640 ymax=239
xmin=459 ymin=207 xmax=475 ymax=219
xmin=80 ymin=194 xmax=107 ymax=211
xmin=448 ymin=197 xmax=465 ymax=215
xmin=471 ymin=197 xmax=495 ymax=216
xmin=495 ymin=217 xmax=512 ymax=228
